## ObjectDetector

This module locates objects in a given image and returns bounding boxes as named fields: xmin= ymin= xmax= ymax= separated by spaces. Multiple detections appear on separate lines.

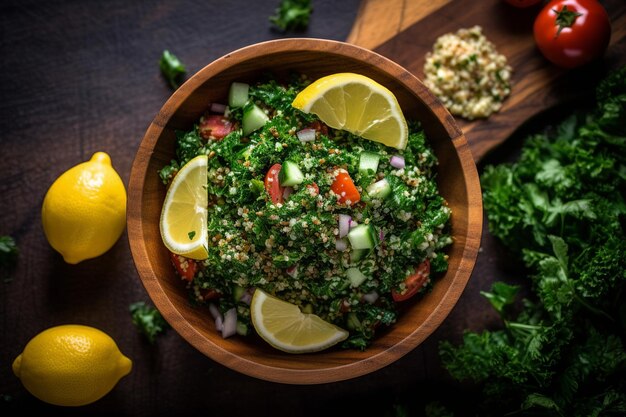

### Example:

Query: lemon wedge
xmin=250 ymin=289 xmax=348 ymax=353
xmin=160 ymin=154 xmax=208 ymax=260
xmin=292 ymin=72 xmax=409 ymax=150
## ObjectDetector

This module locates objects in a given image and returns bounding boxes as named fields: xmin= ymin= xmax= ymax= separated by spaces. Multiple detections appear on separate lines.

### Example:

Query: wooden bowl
xmin=128 ymin=38 xmax=482 ymax=384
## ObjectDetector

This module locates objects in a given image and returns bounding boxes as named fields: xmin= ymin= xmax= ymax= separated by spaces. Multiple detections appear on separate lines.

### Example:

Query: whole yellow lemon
xmin=12 ymin=324 xmax=132 ymax=406
xmin=41 ymin=152 xmax=126 ymax=264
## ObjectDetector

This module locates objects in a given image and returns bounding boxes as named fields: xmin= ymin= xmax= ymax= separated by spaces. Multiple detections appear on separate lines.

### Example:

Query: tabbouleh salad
xmin=159 ymin=73 xmax=452 ymax=349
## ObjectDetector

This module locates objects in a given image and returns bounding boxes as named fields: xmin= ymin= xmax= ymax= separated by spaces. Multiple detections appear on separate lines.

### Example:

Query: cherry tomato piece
xmin=199 ymin=115 xmax=234 ymax=140
xmin=533 ymin=0 xmax=611 ymax=68
xmin=306 ymin=182 xmax=319 ymax=196
xmin=169 ymin=252 xmax=198 ymax=282
xmin=264 ymin=163 xmax=284 ymax=204
xmin=330 ymin=170 xmax=360 ymax=205
xmin=392 ymin=260 xmax=431 ymax=302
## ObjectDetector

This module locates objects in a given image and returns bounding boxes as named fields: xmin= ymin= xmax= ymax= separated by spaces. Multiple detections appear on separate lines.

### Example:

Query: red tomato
xmin=264 ymin=163 xmax=284 ymax=204
xmin=391 ymin=260 xmax=431 ymax=302
xmin=533 ymin=0 xmax=611 ymax=68
xmin=504 ymin=0 xmax=542 ymax=7
xmin=169 ymin=252 xmax=197 ymax=282
xmin=330 ymin=170 xmax=360 ymax=205
xmin=199 ymin=115 xmax=233 ymax=140
xmin=201 ymin=288 xmax=221 ymax=301
xmin=306 ymin=182 xmax=319 ymax=196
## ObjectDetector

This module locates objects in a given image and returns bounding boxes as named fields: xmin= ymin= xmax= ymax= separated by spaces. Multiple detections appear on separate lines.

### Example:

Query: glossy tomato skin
xmin=264 ymin=163 xmax=284 ymax=204
xmin=533 ymin=0 xmax=611 ymax=68
xmin=391 ymin=260 xmax=431 ymax=302
xmin=170 ymin=252 xmax=197 ymax=282
xmin=330 ymin=170 xmax=360 ymax=205
xmin=505 ymin=0 xmax=542 ymax=8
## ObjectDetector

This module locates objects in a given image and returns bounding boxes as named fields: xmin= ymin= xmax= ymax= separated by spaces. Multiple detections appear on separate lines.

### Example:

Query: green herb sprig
xmin=269 ymin=0 xmax=312 ymax=32
xmin=159 ymin=50 xmax=186 ymax=90
xmin=130 ymin=302 xmax=169 ymax=344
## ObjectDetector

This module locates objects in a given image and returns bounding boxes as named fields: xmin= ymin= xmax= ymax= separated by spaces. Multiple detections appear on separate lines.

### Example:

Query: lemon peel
xmin=292 ymin=73 xmax=408 ymax=150
xmin=41 ymin=152 xmax=126 ymax=264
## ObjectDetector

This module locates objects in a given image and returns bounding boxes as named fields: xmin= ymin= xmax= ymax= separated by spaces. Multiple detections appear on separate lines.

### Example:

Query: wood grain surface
xmin=1 ymin=0 xmax=624 ymax=415
xmin=353 ymin=0 xmax=626 ymax=161
xmin=127 ymin=38 xmax=482 ymax=384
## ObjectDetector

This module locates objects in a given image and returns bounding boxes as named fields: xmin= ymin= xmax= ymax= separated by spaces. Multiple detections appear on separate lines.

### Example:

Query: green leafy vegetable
xmin=0 ymin=235 xmax=18 ymax=267
xmin=439 ymin=66 xmax=626 ymax=416
xmin=130 ymin=302 xmax=169 ymax=344
xmin=269 ymin=0 xmax=312 ymax=32
xmin=159 ymin=50 xmax=186 ymax=90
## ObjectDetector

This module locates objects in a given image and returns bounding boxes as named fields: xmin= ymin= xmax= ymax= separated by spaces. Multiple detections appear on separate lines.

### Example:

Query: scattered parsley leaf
xmin=269 ymin=0 xmax=312 ymax=32
xmin=440 ymin=66 xmax=626 ymax=416
xmin=188 ymin=231 xmax=196 ymax=240
xmin=159 ymin=50 xmax=186 ymax=90
xmin=130 ymin=302 xmax=169 ymax=344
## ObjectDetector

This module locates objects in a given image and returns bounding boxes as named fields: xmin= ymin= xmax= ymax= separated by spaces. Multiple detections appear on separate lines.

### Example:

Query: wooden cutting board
xmin=347 ymin=0 xmax=626 ymax=162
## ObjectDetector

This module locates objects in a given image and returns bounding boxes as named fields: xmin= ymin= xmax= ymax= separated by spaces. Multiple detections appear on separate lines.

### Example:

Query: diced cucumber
xmin=359 ymin=151 xmax=380 ymax=174
xmin=228 ymin=82 xmax=249 ymax=108
xmin=242 ymin=104 xmax=269 ymax=135
xmin=366 ymin=178 xmax=392 ymax=199
xmin=250 ymin=179 xmax=265 ymax=194
xmin=347 ymin=224 xmax=378 ymax=250
xmin=232 ymin=285 xmax=245 ymax=302
xmin=349 ymin=248 xmax=371 ymax=263
xmin=345 ymin=312 xmax=362 ymax=331
xmin=346 ymin=267 xmax=367 ymax=287
xmin=278 ymin=160 xmax=304 ymax=187
xmin=236 ymin=321 xmax=249 ymax=336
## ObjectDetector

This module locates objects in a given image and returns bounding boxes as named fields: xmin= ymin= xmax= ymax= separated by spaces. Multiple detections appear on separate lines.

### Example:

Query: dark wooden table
xmin=2 ymin=1 xmax=618 ymax=416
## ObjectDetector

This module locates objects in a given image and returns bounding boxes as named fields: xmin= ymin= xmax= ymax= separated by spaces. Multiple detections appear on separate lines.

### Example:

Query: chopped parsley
xmin=0 ymin=235 xmax=18 ymax=282
xmin=439 ymin=66 xmax=626 ymax=416
xmin=130 ymin=302 xmax=169 ymax=344
xmin=160 ymin=75 xmax=451 ymax=348
xmin=188 ymin=231 xmax=196 ymax=240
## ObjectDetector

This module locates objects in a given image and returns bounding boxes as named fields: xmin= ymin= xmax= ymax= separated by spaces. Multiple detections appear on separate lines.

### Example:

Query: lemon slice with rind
xmin=251 ymin=289 xmax=349 ymax=353
xmin=159 ymin=154 xmax=208 ymax=260
xmin=292 ymin=73 xmax=409 ymax=150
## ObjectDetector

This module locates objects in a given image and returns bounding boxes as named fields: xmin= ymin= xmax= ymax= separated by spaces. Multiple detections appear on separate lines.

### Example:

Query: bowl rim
xmin=128 ymin=38 xmax=482 ymax=384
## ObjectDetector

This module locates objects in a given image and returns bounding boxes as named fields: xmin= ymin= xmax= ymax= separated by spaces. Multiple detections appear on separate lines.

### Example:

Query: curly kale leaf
xmin=159 ymin=50 xmax=186 ymax=90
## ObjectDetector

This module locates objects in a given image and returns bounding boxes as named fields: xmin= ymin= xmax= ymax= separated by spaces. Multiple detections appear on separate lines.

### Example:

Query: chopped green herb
xmin=188 ymin=231 xmax=196 ymax=240
xmin=439 ymin=66 xmax=626 ymax=416
xmin=130 ymin=302 xmax=169 ymax=344
xmin=269 ymin=0 xmax=312 ymax=32
xmin=159 ymin=50 xmax=186 ymax=90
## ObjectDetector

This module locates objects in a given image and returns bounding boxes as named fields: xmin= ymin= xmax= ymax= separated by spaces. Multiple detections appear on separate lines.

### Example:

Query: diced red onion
xmin=349 ymin=219 xmax=358 ymax=229
xmin=339 ymin=214 xmax=351 ymax=238
xmin=297 ymin=128 xmax=316 ymax=142
xmin=363 ymin=291 xmax=379 ymax=304
xmin=379 ymin=229 xmax=385 ymax=242
xmin=210 ymin=102 xmax=227 ymax=114
xmin=335 ymin=238 xmax=348 ymax=252
xmin=390 ymin=155 xmax=405 ymax=169
xmin=215 ymin=315 xmax=223 ymax=332
xmin=208 ymin=303 xmax=220 ymax=320
xmin=286 ymin=265 xmax=299 ymax=278
xmin=282 ymin=186 xmax=293 ymax=199
xmin=221 ymin=308 xmax=237 ymax=338
xmin=239 ymin=288 xmax=254 ymax=305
